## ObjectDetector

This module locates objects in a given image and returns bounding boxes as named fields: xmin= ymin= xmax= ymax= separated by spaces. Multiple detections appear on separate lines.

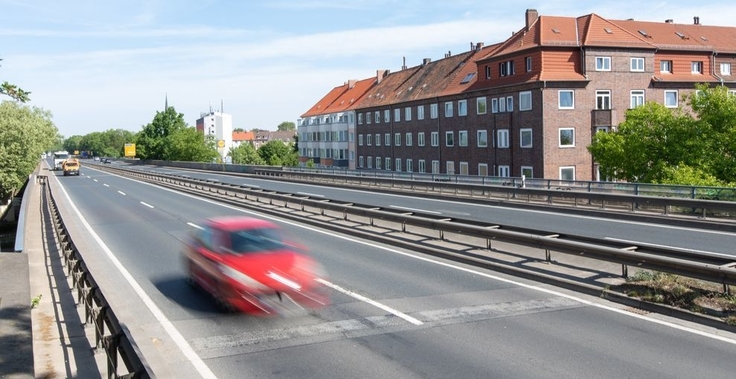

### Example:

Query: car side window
xmin=198 ymin=227 xmax=214 ymax=251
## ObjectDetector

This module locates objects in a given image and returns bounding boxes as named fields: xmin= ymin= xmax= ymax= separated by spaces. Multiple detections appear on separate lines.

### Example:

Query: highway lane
xmin=125 ymin=164 xmax=736 ymax=256
xmin=48 ymin=166 xmax=736 ymax=378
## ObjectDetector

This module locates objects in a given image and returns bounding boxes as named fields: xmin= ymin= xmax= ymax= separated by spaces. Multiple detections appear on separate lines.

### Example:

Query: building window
xmin=458 ymin=100 xmax=468 ymax=116
xmin=521 ymin=166 xmax=533 ymax=179
xmin=358 ymin=113 xmax=363 ymax=125
xmin=417 ymin=105 xmax=425 ymax=120
xmin=506 ymin=96 xmax=513 ymax=112
xmin=692 ymin=61 xmax=703 ymax=74
xmin=499 ymin=60 xmax=514 ymax=76
xmin=359 ymin=156 xmax=364 ymax=168
xmin=395 ymin=133 xmax=401 ymax=147
xmin=374 ymin=111 xmax=381 ymax=123
xmin=491 ymin=98 xmax=499 ymax=113
xmin=596 ymin=90 xmax=611 ymax=110
xmin=485 ymin=66 xmax=491 ymax=79
xmin=520 ymin=128 xmax=533 ymax=148
xmin=477 ymin=130 xmax=488 ymax=147
xmin=419 ymin=159 xmax=426 ymax=173
xmin=459 ymin=130 xmax=468 ymax=147
xmin=445 ymin=131 xmax=454 ymax=147
xmin=385 ymin=157 xmax=391 ymax=171
xmin=430 ymin=104 xmax=438 ymax=119
xmin=460 ymin=162 xmax=469 ymax=176
xmin=630 ymin=57 xmax=644 ymax=72
xmin=367 ymin=134 xmax=372 ymax=146
xmin=526 ymin=56 xmax=532 ymax=72
xmin=478 ymin=164 xmax=489 ymax=176
xmin=431 ymin=131 xmax=439 ymax=147
xmin=384 ymin=109 xmax=390 ymax=123
xmin=394 ymin=108 xmax=401 ymax=122
xmin=358 ymin=134 xmax=363 ymax=146
xmin=721 ymin=63 xmax=732 ymax=76
xmin=559 ymin=128 xmax=575 ymax=147
xmin=519 ymin=91 xmax=532 ymax=111
xmin=432 ymin=160 xmax=440 ymax=174
xmin=498 ymin=166 xmax=510 ymax=177
xmin=406 ymin=133 xmax=412 ymax=146
xmin=405 ymin=107 xmax=412 ymax=121
xmin=406 ymin=159 xmax=413 ymax=172
xmin=596 ymin=126 xmax=610 ymax=133
xmin=444 ymin=102 xmax=454 ymax=117
xmin=661 ymin=60 xmax=673 ymax=73
xmin=499 ymin=97 xmax=506 ymax=112
xmin=367 ymin=156 xmax=372 ymax=168
xmin=477 ymin=97 xmax=487 ymax=114
xmin=559 ymin=90 xmax=574 ymax=109
xmin=385 ymin=133 xmax=391 ymax=146
xmin=596 ymin=56 xmax=611 ymax=71
xmin=497 ymin=129 xmax=509 ymax=148
xmin=375 ymin=157 xmax=381 ymax=170
xmin=366 ymin=112 xmax=372 ymax=124
xmin=418 ymin=132 xmax=425 ymax=146
xmin=665 ymin=90 xmax=679 ymax=108
xmin=395 ymin=158 xmax=401 ymax=172
xmin=560 ymin=166 xmax=575 ymax=181
xmin=446 ymin=161 xmax=455 ymax=175
xmin=375 ymin=133 xmax=381 ymax=146
xmin=630 ymin=90 xmax=645 ymax=108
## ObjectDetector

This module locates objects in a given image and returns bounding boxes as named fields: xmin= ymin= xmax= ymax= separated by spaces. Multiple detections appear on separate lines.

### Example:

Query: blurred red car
xmin=183 ymin=216 xmax=329 ymax=315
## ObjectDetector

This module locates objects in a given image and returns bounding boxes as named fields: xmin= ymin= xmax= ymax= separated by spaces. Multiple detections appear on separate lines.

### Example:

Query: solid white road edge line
xmin=91 ymin=167 xmax=736 ymax=347
xmin=54 ymin=177 xmax=217 ymax=379
xmin=389 ymin=205 xmax=441 ymax=215
xmin=316 ymin=278 xmax=423 ymax=326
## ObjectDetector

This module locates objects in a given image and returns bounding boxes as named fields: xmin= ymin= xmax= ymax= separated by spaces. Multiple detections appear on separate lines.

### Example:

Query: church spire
xmin=165 ymin=93 xmax=169 ymax=111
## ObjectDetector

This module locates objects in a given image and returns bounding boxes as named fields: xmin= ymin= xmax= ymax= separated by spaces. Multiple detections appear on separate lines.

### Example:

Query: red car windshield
xmin=229 ymin=227 xmax=285 ymax=254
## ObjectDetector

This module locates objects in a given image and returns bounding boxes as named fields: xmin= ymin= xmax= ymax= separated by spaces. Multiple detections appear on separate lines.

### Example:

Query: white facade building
xmin=196 ymin=110 xmax=233 ymax=160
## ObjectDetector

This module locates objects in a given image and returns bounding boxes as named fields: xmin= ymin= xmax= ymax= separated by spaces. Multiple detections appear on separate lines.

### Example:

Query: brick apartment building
xmin=298 ymin=9 xmax=736 ymax=180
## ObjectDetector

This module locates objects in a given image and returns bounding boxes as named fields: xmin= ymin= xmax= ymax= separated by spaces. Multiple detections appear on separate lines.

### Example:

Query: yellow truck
xmin=62 ymin=158 xmax=80 ymax=176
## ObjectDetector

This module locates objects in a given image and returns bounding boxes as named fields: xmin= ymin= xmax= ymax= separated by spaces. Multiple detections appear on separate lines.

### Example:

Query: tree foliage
xmin=588 ymin=85 xmax=736 ymax=186
xmin=135 ymin=106 xmax=188 ymax=160
xmin=258 ymin=140 xmax=298 ymax=166
xmin=277 ymin=121 xmax=296 ymax=131
xmin=1 ymin=58 xmax=30 ymax=102
xmin=0 ymin=101 xmax=57 ymax=199
xmin=228 ymin=142 xmax=264 ymax=165
xmin=166 ymin=127 xmax=219 ymax=162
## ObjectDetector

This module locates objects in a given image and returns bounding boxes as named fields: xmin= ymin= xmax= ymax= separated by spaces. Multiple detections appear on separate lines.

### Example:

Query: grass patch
xmin=614 ymin=270 xmax=736 ymax=321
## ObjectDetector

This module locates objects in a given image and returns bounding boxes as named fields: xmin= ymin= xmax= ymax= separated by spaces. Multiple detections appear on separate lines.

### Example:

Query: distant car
xmin=182 ymin=216 xmax=329 ymax=315
xmin=94 ymin=157 xmax=100 ymax=161
xmin=102 ymin=158 xmax=111 ymax=164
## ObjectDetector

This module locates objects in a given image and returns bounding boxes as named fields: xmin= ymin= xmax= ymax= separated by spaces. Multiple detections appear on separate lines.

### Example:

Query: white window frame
xmin=519 ymin=91 xmax=532 ymax=111
xmin=721 ymin=63 xmax=732 ymax=76
xmin=432 ymin=160 xmax=440 ymax=174
xmin=459 ymin=130 xmax=468 ymax=147
xmin=394 ymin=133 xmax=401 ymax=147
xmin=366 ymin=111 xmax=372 ymax=124
xmin=358 ymin=113 xmax=363 ymax=125
xmin=459 ymin=162 xmax=469 ymax=176
xmin=691 ymin=61 xmax=703 ymax=74
xmin=375 ymin=133 xmax=381 ymax=147
xmin=560 ymin=166 xmax=576 ymax=181
xmin=358 ymin=134 xmax=363 ymax=146
xmin=476 ymin=97 xmax=487 ymax=114
xmin=496 ymin=129 xmax=509 ymax=148
xmin=367 ymin=156 xmax=372 ymax=168
xmin=418 ymin=159 xmax=426 ymax=173
xmin=405 ymin=107 xmax=412 ymax=121
xmin=385 ymin=157 xmax=391 ymax=171
xmin=431 ymin=131 xmax=439 ymax=147
xmin=418 ymin=132 xmax=425 ymax=147
xmin=394 ymin=108 xmax=401 ymax=122
xmin=559 ymin=128 xmax=575 ymax=147
xmin=445 ymin=131 xmax=454 ymax=147
xmin=376 ymin=157 xmax=381 ymax=170
xmin=526 ymin=56 xmax=532 ymax=72
xmin=477 ymin=130 xmax=488 ymax=148
xmin=498 ymin=165 xmax=510 ymax=177
xmin=366 ymin=134 xmax=372 ymax=146
xmin=596 ymin=56 xmax=611 ymax=71
xmin=374 ymin=111 xmax=381 ymax=124
xmin=491 ymin=98 xmax=499 ymax=113
xmin=661 ymin=60 xmax=673 ymax=74
xmin=506 ymin=96 xmax=513 ymax=112
xmin=430 ymin=103 xmax=438 ymax=119
xmin=664 ymin=90 xmax=679 ymax=108
xmin=499 ymin=97 xmax=506 ymax=112
xmin=520 ymin=128 xmax=533 ymax=148
xmin=384 ymin=109 xmax=390 ymax=123
xmin=395 ymin=158 xmax=401 ymax=172
xmin=559 ymin=90 xmax=574 ymax=109
xmin=521 ymin=166 xmax=533 ymax=179
xmin=405 ymin=132 xmax=412 ymax=147
xmin=446 ymin=161 xmax=455 ymax=175
xmin=406 ymin=159 xmax=413 ymax=173
xmin=458 ymin=100 xmax=468 ymax=116
xmin=630 ymin=57 xmax=644 ymax=72
xmin=385 ymin=133 xmax=391 ymax=147
xmin=630 ymin=90 xmax=645 ymax=108
xmin=359 ymin=156 xmax=364 ymax=168
xmin=444 ymin=101 xmax=454 ymax=117
xmin=417 ymin=105 xmax=425 ymax=120
xmin=478 ymin=163 xmax=489 ymax=176
xmin=596 ymin=90 xmax=611 ymax=110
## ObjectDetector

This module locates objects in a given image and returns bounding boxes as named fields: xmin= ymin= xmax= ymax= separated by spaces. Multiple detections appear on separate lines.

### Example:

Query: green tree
xmin=63 ymin=135 xmax=84 ymax=154
xmin=228 ymin=142 xmax=264 ymax=165
xmin=588 ymin=84 xmax=736 ymax=186
xmin=1 ymin=58 xmax=30 ymax=102
xmin=135 ymin=106 xmax=188 ymax=160
xmin=258 ymin=140 xmax=298 ymax=166
xmin=0 ymin=101 xmax=57 ymax=199
xmin=277 ymin=121 xmax=296 ymax=131
xmin=165 ymin=127 xmax=219 ymax=162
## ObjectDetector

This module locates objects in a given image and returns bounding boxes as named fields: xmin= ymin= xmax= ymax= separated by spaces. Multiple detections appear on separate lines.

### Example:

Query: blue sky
xmin=3 ymin=0 xmax=736 ymax=138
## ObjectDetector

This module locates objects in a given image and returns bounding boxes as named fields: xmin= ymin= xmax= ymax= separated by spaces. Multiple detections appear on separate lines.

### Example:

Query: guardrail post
xmin=545 ymin=249 xmax=551 ymax=262
xmin=622 ymin=264 xmax=628 ymax=278
xmin=104 ymin=332 xmax=121 ymax=378
xmin=94 ymin=306 xmax=107 ymax=349
xmin=725 ymin=283 xmax=731 ymax=295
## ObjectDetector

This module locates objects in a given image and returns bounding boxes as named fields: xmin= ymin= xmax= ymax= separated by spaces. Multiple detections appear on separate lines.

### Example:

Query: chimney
xmin=347 ymin=79 xmax=357 ymax=89
xmin=694 ymin=16 xmax=700 ymax=25
xmin=402 ymin=56 xmax=407 ymax=70
xmin=376 ymin=69 xmax=389 ymax=84
xmin=423 ymin=58 xmax=431 ymax=66
xmin=665 ymin=19 xmax=673 ymax=24
xmin=476 ymin=42 xmax=484 ymax=51
xmin=526 ymin=9 xmax=538 ymax=31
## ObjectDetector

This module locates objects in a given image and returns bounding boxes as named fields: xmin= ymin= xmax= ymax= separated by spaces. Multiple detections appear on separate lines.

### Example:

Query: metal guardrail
xmin=13 ymin=174 xmax=36 ymax=252
xmin=252 ymin=168 xmax=736 ymax=220
xmin=41 ymin=175 xmax=150 ymax=379
xmin=101 ymin=165 xmax=736 ymax=291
